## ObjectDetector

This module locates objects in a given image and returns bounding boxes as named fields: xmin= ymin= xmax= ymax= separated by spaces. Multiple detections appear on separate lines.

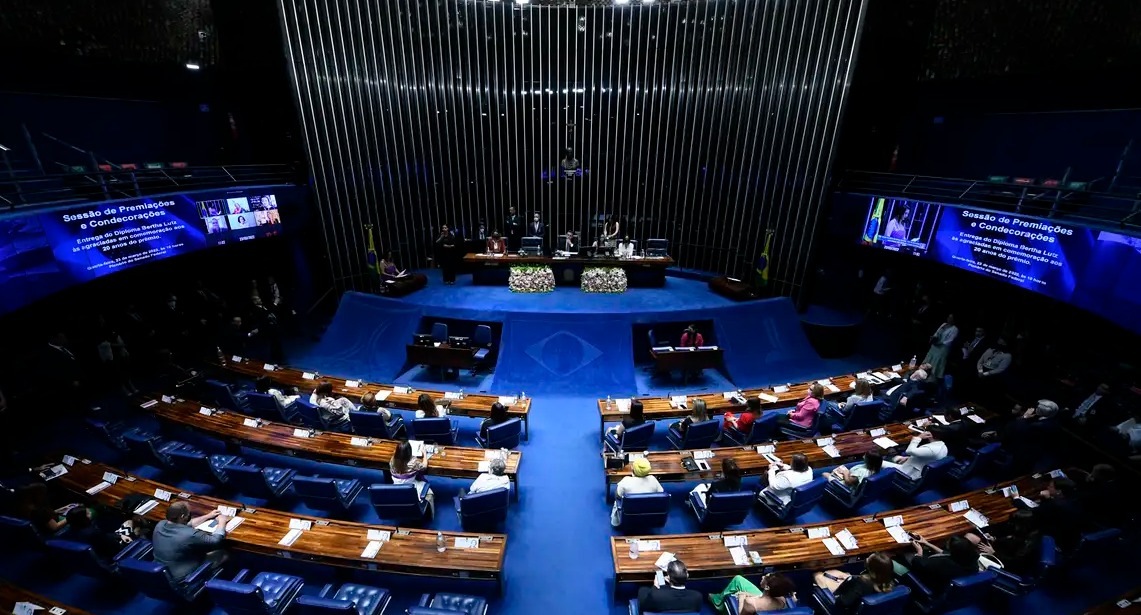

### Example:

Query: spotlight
xmin=185 ymin=62 xmax=200 ymax=70
xmin=515 ymin=0 xmax=528 ymax=4
xmin=615 ymin=0 xmax=630 ymax=4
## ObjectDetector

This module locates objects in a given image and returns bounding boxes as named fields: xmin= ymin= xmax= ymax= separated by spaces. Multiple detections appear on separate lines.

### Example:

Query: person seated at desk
xmin=709 ymin=571 xmax=797 ymax=614
xmin=894 ymin=534 xmax=979 ymax=593
xmin=485 ymin=232 xmax=506 ymax=255
xmin=883 ymin=429 xmax=947 ymax=479
xmin=358 ymin=391 xmax=393 ymax=420
xmin=611 ymin=458 xmax=664 ymax=527
xmin=824 ymin=450 xmax=885 ymax=488
xmin=379 ymin=251 xmax=403 ymax=277
xmin=310 ymin=381 xmax=353 ymax=431
xmin=466 ymin=457 xmax=510 ymax=495
xmin=820 ymin=378 xmax=874 ymax=433
xmin=1032 ymin=477 xmax=1086 ymax=551
xmin=479 ymin=401 xmax=510 ymax=441
xmin=722 ymin=397 xmax=761 ymax=435
xmin=14 ymin=483 xmax=74 ymax=534
xmin=1110 ymin=406 xmax=1141 ymax=461
xmin=557 ymin=230 xmax=578 ymax=255
xmin=885 ymin=368 xmax=933 ymax=416
xmin=670 ymin=398 xmax=708 ymax=437
xmin=416 ymin=392 xmax=450 ymax=418
xmin=775 ymin=384 xmax=824 ymax=432
xmin=690 ymin=458 xmax=744 ymax=504
xmin=965 ymin=509 xmax=1040 ymax=575
xmin=152 ymin=502 xmax=231 ymax=583
xmin=391 ymin=440 xmax=435 ymax=518
xmin=617 ymin=235 xmax=635 ymax=258
xmin=65 ymin=506 xmax=130 ymax=559
xmin=608 ymin=400 xmax=646 ymax=438
xmin=637 ymin=559 xmax=703 ymax=613
xmin=256 ymin=376 xmax=298 ymax=408
xmin=813 ymin=552 xmax=897 ymax=615
xmin=680 ymin=324 xmax=703 ymax=348
xmin=758 ymin=453 xmax=813 ymax=504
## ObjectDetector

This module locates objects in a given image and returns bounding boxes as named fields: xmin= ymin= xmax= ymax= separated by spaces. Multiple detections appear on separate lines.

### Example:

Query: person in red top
xmin=724 ymin=397 xmax=761 ymax=434
xmin=486 ymin=231 xmax=506 ymax=255
xmin=680 ymin=324 xmax=704 ymax=347
xmin=776 ymin=383 xmax=824 ymax=431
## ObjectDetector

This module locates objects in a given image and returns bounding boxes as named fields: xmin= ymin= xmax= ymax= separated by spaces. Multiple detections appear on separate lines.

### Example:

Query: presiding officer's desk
xmin=216 ymin=357 xmax=533 ymax=439
xmin=462 ymin=252 xmax=675 ymax=287
xmin=597 ymin=364 xmax=905 ymax=439
xmin=406 ymin=343 xmax=479 ymax=372
xmin=50 ymin=457 xmax=508 ymax=590
xmin=1085 ymin=588 xmax=1141 ymax=614
xmin=1 ymin=582 xmax=94 ymax=615
xmin=141 ymin=395 xmax=522 ymax=499
xmin=649 ymin=346 xmax=725 ymax=383
xmin=610 ymin=472 xmax=1051 ymax=588
xmin=602 ymin=404 xmax=993 ymax=500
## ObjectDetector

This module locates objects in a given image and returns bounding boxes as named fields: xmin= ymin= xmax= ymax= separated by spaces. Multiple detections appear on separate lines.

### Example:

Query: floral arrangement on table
xmin=581 ymin=266 xmax=628 ymax=293
xmin=509 ymin=265 xmax=555 ymax=293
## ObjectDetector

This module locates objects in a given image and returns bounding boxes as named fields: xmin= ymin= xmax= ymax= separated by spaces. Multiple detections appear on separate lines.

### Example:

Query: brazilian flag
xmin=365 ymin=225 xmax=379 ymax=277
xmin=755 ymin=230 xmax=774 ymax=289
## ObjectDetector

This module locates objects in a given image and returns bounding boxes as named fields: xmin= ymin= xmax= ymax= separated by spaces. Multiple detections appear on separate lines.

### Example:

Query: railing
xmin=0 ymin=163 xmax=299 ymax=212
xmin=838 ymin=170 xmax=1141 ymax=232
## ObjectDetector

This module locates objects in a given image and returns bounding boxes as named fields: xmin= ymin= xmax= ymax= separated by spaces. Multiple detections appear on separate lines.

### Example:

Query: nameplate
xmin=367 ymin=529 xmax=392 ymax=542
xmin=393 ymin=386 xmax=411 ymax=394
xmin=395 ymin=529 xmax=412 ymax=536
xmin=882 ymin=515 xmax=903 ymax=527
xmin=927 ymin=503 xmax=942 ymax=510
xmin=807 ymin=526 xmax=831 ymax=539
xmin=263 ymin=364 xmax=276 ymax=371
xmin=302 ymin=372 xmax=316 ymax=380
xmin=444 ymin=392 xmax=462 ymax=400
xmin=102 ymin=472 xmax=119 ymax=484
xmin=243 ymin=418 xmax=260 ymax=428
xmin=787 ymin=527 xmax=806 ymax=534
xmin=454 ymin=537 xmax=479 ymax=549
xmin=161 ymin=395 xmax=173 ymax=403
xmin=231 ymin=355 xmax=243 ymax=363
xmin=756 ymin=445 xmax=776 ymax=454
xmin=345 ymin=380 xmax=360 ymax=388
xmin=218 ymin=506 xmax=238 ymax=517
xmin=293 ymin=428 xmax=312 ymax=438
xmin=314 ymin=519 xmax=330 ymax=526
xmin=178 ymin=492 xmax=192 ymax=499
xmin=62 ymin=455 xmax=77 ymax=466
xmin=199 ymin=407 xmax=214 ymax=416
xmin=289 ymin=519 xmax=313 ymax=530
xmin=350 ymin=437 xmax=371 ymax=447
xmin=869 ymin=428 xmax=887 ymax=437
xmin=773 ymin=386 xmax=790 ymax=394
xmin=815 ymin=437 xmax=834 ymax=446
xmin=140 ymin=400 xmax=159 ymax=409
xmin=723 ymin=535 xmax=748 ymax=547
xmin=154 ymin=489 xmax=172 ymax=501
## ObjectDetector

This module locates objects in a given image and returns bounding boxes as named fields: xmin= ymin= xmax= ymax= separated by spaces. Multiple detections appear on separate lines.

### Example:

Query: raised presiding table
xmin=610 ymin=471 xmax=1052 ymax=590
xmin=463 ymin=253 xmax=675 ymax=288
xmin=141 ymin=395 xmax=522 ymax=499
xmin=649 ymin=346 xmax=724 ymax=383
xmin=1085 ymin=587 xmax=1141 ymax=614
xmin=406 ymin=343 xmax=479 ymax=371
xmin=597 ymin=364 xmax=905 ymax=439
xmin=1 ymin=581 xmax=94 ymax=615
xmin=49 ymin=457 xmax=508 ymax=592
xmin=216 ymin=357 xmax=533 ymax=439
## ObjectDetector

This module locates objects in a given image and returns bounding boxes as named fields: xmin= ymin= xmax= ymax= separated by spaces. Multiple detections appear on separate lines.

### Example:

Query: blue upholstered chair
xmin=778 ymin=411 xmax=821 ymax=440
xmin=453 ymin=487 xmax=510 ymax=531
xmin=613 ymin=492 xmax=671 ymax=531
xmin=412 ymin=417 xmax=460 ymax=445
xmin=117 ymin=554 xmax=222 ymax=603
xmin=349 ymin=410 xmax=406 ymax=440
xmin=829 ymin=400 xmax=887 ymax=433
xmin=605 ymin=422 xmax=655 ymax=453
xmin=721 ymin=412 xmax=779 ymax=446
xmin=667 ymin=418 xmax=721 ymax=449
xmin=368 ymin=484 xmax=431 ymax=523
xmin=687 ymin=490 xmax=754 ymax=529
xmin=291 ymin=475 xmax=363 ymax=512
xmin=44 ymin=538 xmax=151 ymax=579
xmin=758 ymin=476 xmax=827 ymax=523
xmin=1061 ymin=527 xmax=1122 ymax=566
xmin=408 ymin=592 xmax=488 ymax=615
xmin=206 ymin=379 xmax=249 ymax=411
xmin=725 ymin=594 xmax=812 ymax=615
xmin=991 ymin=535 xmax=1056 ymax=596
xmin=0 ymin=515 xmax=50 ymax=549
xmin=475 ymin=417 xmax=522 ymax=449
xmin=431 ymin=323 xmax=449 ymax=344
xmin=813 ymin=584 xmax=910 ymax=615
xmin=823 ymin=468 xmax=897 ymax=512
xmin=166 ymin=448 xmax=241 ymax=484
xmin=626 ymin=599 xmax=701 ymax=615
xmin=891 ymin=456 xmax=955 ymax=496
xmin=901 ymin=570 xmax=996 ymax=613
xmin=86 ymin=417 xmax=133 ymax=450
xmin=246 ymin=391 xmax=296 ymax=423
xmin=292 ymin=398 xmax=324 ymax=429
xmin=471 ymin=325 xmax=494 ymax=373
xmin=205 ymin=569 xmax=305 ymax=615
xmin=122 ymin=430 xmax=190 ymax=468
xmin=295 ymin=582 xmax=392 ymax=615
xmin=223 ymin=464 xmax=296 ymax=499
xmin=947 ymin=443 xmax=1001 ymax=480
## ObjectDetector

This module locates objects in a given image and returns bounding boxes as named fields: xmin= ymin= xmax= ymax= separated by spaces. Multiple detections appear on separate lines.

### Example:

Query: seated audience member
xmin=1068 ymin=382 xmax=1113 ymax=428
xmin=1111 ymin=406 xmax=1141 ymax=460
xmin=722 ymin=397 xmax=761 ymax=435
xmin=680 ymin=325 xmax=704 ymax=348
xmin=692 ymin=458 xmax=744 ymax=501
xmin=638 ymin=559 xmax=703 ymax=613
xmin=486 ymin=231 xmax=506 ymax=255
xmin=466 ymin=457 xmax=510 ymax=495
xmin=310 ymin=381 xmax=353 ymax=430
xmin=824 ymin=451 xmax=885 ymax=488
xmin=709 ymin=571 xmax=797 ymax=614
xmin=966 ymin=509 xmax=1040 ymax=575
xmin=775 ymin=384 xmax=824 ymax=433
xmin=896 ymin=535 xmax=980 ymax=593
xmin=479 ymin=401 xmax=511 ymax=441
xmin=379 ymin=251 xmax=401 ymax=277
xmin=975 ymin=338 xmax=1012 ymax=380
xmin=1072 ymin=464 xmax=1118 ymax=521
xmin=152 ymin=502 xmax=231 ymax=583
xmin=560 ymin=230 xmax=578 ymax=254
xmin=884 ymin=429 xmax=948 ymax=479
xmin=65 ymin=506 xmax=129 ymax=558
xmin=390 ymin=440 xmax=435 ymax=517
xmin=14 ymin=483 xmax=72 ymax=534
xmin=759 ymin=453 xmax=813 ymax=504
xmin=885 ymin=369 xmax=932 ymax=415
xmin=1032 ymin=477 xmax=1085 ymax=551
xmin=820 ymin=379 xmax=874 ymax=432
xmin=415 ymin=392 xmax=450 ymax=418
xmin=813 ymin=552 xmax=896 ymax=614
xmin=608 ymin=400 xmax=646 ymax=438
xmin=671 ymin=398 xmax=708 ymax=437
xmin=255 ymin=376 xmax=298 ymax=408
xmin=617 ymin=236 xmax=635 ymax=258
xmin=358 ymin=391 xmax=393 ymax=420
xmin=611 ymin=458 xmax=664 ymax=527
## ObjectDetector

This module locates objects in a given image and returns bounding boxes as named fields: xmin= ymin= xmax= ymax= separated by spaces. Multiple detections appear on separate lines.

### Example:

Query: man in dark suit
xmin=529 ymin=212 xmax=545 ymax=241
xmin=505 ymin=206 xmax=523 ymax=251
xmin=638 ymin=560 xmax=703 ymax=613
xmin=1033 ymin=478 xmax=1085 ymax=551
xmin=952 ymin=327 xmax=988 ymax=397
xmin=886 ymin=368 xmax=934 ymax=417
xmin=899 ymin=535 xmax=979 ymax=594
xmin=1068 ymin=382 xmax=1114 ymax=429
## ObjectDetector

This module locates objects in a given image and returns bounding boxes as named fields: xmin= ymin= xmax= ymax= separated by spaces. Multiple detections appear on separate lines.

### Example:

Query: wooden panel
xmin=406 ymin=344 xmax=479 ymax=370
xmin=49 ymin=458 xmax=506 ymax=581
xmin=1084 ymin=587 xmax=1141 ymax=614
xmin=0 ymin=582 xmax=94 ymax=615
xmin=462 ymin=254 xmax=675 ymax=268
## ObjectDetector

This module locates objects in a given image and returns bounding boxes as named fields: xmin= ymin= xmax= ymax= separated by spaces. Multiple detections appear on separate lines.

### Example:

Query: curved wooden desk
xmin=0 ymin=582 xmax=94 ymax=615
xmin=215 ymin=358 xmax=533 ymax=439
xmin=49 ymin=458 xmax=508 ymax=591
xmin=1084 ymin=587 xmax=1141 ymax=614
xmin=596 ymin=364 xmax=905 ymax=438
xmin=142 ymin=395 xmax=521 ymax=499
xmin=610 ymin=472 xmax=1050 ymax=588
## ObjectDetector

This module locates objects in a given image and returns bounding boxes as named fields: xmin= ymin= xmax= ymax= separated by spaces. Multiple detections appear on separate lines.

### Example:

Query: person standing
xmin=529 ymin=212 xmax=545 ymax=240
xmin=435 ymin=224 xmax=458 ymax=285
xmin=505 ymin=206 xmax=523 ymax=252
xmin=922 ymin=314 xmax=958 ymax=378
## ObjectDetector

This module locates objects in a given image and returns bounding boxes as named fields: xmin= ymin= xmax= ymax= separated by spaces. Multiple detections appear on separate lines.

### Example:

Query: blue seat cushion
xmin=333 ymin=479 xmax=360 ymax=497
xmin=209 ymin=455 xmax=239 ymax=472
xmin=604 ymin=431 xmax=621 ymax=449
xmin=431 ymin=592 xmax=487 ymax=615
xmin=251 ymin=571 xmax=304 ymax=610
xmin=264 ymin=467 xmax=295 ymax=488
xmin=474 ymin=348 xmax=489 ymax=360
xmin=333 ymin=583 xmax=390 ymax=615
xmin=687 ymin=490 xmax=707 ymax=515
xmin=157 ymin=440 xmax=190 ymax=455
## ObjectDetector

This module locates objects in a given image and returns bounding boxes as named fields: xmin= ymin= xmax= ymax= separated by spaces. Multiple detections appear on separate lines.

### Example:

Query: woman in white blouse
xmin=415 ymin=393 xmax=449 ymax=418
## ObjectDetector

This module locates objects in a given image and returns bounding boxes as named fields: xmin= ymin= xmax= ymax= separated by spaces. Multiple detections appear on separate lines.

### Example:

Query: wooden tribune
xmin=461 ymin=253 xmax=675 ymax=269
xmin=405 ymin=343 xmax=479 ymax=371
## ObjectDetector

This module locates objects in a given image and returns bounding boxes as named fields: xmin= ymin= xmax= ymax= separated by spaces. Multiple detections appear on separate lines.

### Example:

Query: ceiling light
xmin=615 ymin=0 xmax=630 ymax=4
xmin=185 ymin=62 xmax=200 ymax=70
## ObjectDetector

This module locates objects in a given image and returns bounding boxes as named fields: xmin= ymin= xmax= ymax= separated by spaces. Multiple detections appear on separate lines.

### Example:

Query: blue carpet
xmin=633 ymin=366 xmax=737 ymax=397
xmin=292 ymin=293 xmax=423 ymax=382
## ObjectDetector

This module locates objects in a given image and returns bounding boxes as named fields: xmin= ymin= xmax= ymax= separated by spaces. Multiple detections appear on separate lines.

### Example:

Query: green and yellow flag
xmin=365 ymin=224 xmax=379 ymax=277
xmin=756 ymin=229 xmax=774 ymax=288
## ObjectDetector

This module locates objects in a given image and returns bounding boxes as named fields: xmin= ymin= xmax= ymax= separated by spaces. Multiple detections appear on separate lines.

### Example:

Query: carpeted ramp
xmin=707 ymin=298 xmax=823 ymax=385
xmin=300 ymin=292 xmax=422 ymax=381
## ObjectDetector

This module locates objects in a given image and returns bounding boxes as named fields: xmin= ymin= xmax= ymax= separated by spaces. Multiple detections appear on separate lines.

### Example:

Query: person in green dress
xmin=708 ymin=571 xmax=796 ymax=614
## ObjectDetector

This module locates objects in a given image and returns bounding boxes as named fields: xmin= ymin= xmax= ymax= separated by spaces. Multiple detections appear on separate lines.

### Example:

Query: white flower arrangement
xmin=509 ymin=265 xmax=555 ymax=293
xmin=581 ymin=266 xmax=628 ymax=293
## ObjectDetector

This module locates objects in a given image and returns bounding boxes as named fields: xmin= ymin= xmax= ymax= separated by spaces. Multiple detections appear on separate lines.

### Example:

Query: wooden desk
xmin=406 ymin=343 xmax=479 ymax=371
xmin=610 ymin=472 xmax=1051 ymax=588
xmin=650 ymin=347 xmax=724 ymax=382
xmin=215 ymin=358 xmax=533 ymax=439
xmin=462 ymin=253 xmax=675 ymax=287
xmin=1084 ymin=587 xmax=1141 ymax=614
xmin=597 ymin=365 xmax=904 ymax=439
xmin=381 ymin=272 xmax=428 ymax=297
xmin=50 ymin=457 xmax=508 ymax=591
xmin=143 ymin=396 xmax=521 ymax=499
xmin=602 ymin=405 xmax=993 ymax=499
xmin=0 ymin=582 xmax=94 ymax=615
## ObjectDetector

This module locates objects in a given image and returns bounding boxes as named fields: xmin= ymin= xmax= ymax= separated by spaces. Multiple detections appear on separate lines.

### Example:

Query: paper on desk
xmin=886 ymin=525 xmax=911 ymax=544
xmin=293 ymin=428 xmax=311 ymax=438
xmin=279 ymin=529 xmax=303 ymax=546
xmin=243 ymin=418 xmax=260 ymax=428
xmin=637 ymin=540 xmax=661 ymax=552
xmin=375 ymin=391 xmax=391 ymax=401
xmin=729 ymin=546 xmax=750 ymax=566
xmin=344 ymin=380 xmax=360 ymax=388
xmin=13 ymin=601 xmax=43 ymax=615
xmin=654 ymin=552 xmax=677 ymax=570
xmin=195 ymin=516 xmax=243 ymax=533
xmin=882 ymin=515 xmax=903 ymax=527
xmin=822 ymin=537 xmax=846 ymax=556
xmin=873 ymin=437 xmax=899 ymax=449
xmin=444 ymin=392 xmax=462 ymax=400
xmin=154 ymin=489 xmax=172 ymax=501
xmin=807 ymin=526 xmax=831 ymax=539
xmin=773 ymin=386 xmax=789 ymax=394
xmin=756 ymin=444 xmax=776 ymax=454
xmin=289 ymin=519 xmax=313 ymax=531
xmin=850 ymin=381 xmax=856 ymax=389
xmin=350 ymin=437 xmax=370 ymax=447
xmin=42 ymin=465 xmax=67 ymax=481
xmin=455 ymin=537 xmax=480 ymax=549
xmin=857 ymin=372 xmax=870 ymax=379
xmin=816 ymin=437 xmax=834 ymax=446
xmin=1001 ymin=485 xmax=1019 ymax=498
xmin=723 ymin=535 xmax=748 ymax=547
xmin=698 ymin=346 xmax=719 ymax=350
xmin=1016 ymin=496 xmax=1039 ymax=509
xmin=616 ymin=398 xmax=631 ymax=413
xmin=409 ymin=440 xmax=425 ymax=457
xmin=671 ymin=395 xmax=688 ymax=405
xmin=826 ymin=384 xmax=841 ymax=394
xmin=758 ymin=393 xmax=779 ymax=403
xmin=821 ymin=445 xmax=841 ymax=458
xmin=870 ymin=428 xmax=887 ymax=437
xmin=140 ymin=399 xmax=159 ymax=409
xmin=949 ymin=500 xmax=970 ymax=512
xmin=263 ymin=364 xmax=276 ymax=371
xmin=361 ymin=541 xmax=383 ymax=558
xmin=964 ymin=509 xmax=990 ymax=528
xmin=302 ymin=372 xmax=316 ymax=380
xmin=836 ymin=529 xmax=858 ymax=550
xmin=498 ymin=396 xmax=517 ymax=405
xmin=932 ymin=414 xmax=950 ymax=425
xmin=133 ymin=499 xmax=160 ymax=515
xmin=367 ymin=529 xmax=392 ymax=542
xmin=875 ymin=372 xmax=896 ymax=381
xmin=967 ymin=414 xmax=986 ymax=424
xmin=762 ymin=453 xmax=783 ymax=465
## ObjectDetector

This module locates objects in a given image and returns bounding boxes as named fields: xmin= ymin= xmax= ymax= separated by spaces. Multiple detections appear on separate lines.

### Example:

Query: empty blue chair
xmin=167 ymin=449 xmax=241 ymax=484
xmin=122 ymin=430 xmax=190 ymax=468
xmin=412 ymin=417 xmax=459 ymax=445
xmin=647 ymin=329 xmax=659 ymax=348
xmin=813 ymin=584 xmax=910 ymax=615
xmin=44 ymin=538 xmax=150 ymax=579
xmin=666 ymin=418 xmax=721 ymax=449
xmin=830 ymin=400 xmax=887 ymax=433
xmin=627 ymin=599 xmax=701 ymax=615
xmin=223 ymin=464 xmax=296 ymax=499
xmin=368 ymin=484 xmax=431 ymax=523
xmin=409 ymin=592 xmax=487 ymax=615
xmin=778 ymin=410 xmax=821 ymax=440
xmin=726 ymin=595 xmax=812 ymax=615
xmin=349 ymin=410 xmax=406 ymax=440
xmin=902 ymin=570 xmax=996 ymax=614
xmin=86 ymin=418 xmax=133 ymax=451
xmin=1062 ymin=527 xmax=1122 ymax=566
xmin=991 ymin=535 xmax=1056 ymax=596
xmin=246 ymin=392 xmax=295 ymax=423
xmin=291 ymin=475 xmax=363 ymax=512
xmin=475 ymin=417 xmax=522 ymax=449
xmin=206 ymin=379 xmax=249 ymax=411
xmin=431 ymin=322 xmax=449 ymax=343
xmin=118 ymin=555 xmax=222 ymax=603
xmin=292 ymin=398 xmax=324 ymax=429
xmin=613 ymin=492 xmax=670 ymax=531
xmin=454 ymin=487 xmax=510 ymax=531
xmin=0 ymin=515 xmax=49 ymax=548
xmin=471 ymin=325 xmax=493 ymax=372
xmin=296 ymin=582 xmax=392 ymax=615
xmin=947 ymin=443 xmax=1001 ymax=480
xmin=206 ymin=569 xmax=305 ymax=615
xmin=722 ymin=412 xmax=779 ymax=446
xmin=824 ymin=468 xmax=898 ymax=512
xmin=758 ymin=476 xmax=827 ymax=523
xmin=604 ymin=421 xmax=655 ymax=453
xmin=688 ymin=490 xmax=754 ymax=529
xmin=892 ymin=456 xmax=955 ymax=496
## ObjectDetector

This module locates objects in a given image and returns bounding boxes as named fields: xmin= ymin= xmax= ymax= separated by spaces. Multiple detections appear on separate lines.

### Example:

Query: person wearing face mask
xmin=529 ymin=212 xmax=545 ymax=241
xmin=505 ymin=206 xmax=523 ymax=251
xmin=435 ymin=224 xmax=458 ymax=285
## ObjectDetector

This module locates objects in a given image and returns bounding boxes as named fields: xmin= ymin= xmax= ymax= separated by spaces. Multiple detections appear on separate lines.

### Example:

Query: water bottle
xmin=909 ymin=355 xmax=917 ymax=369
xmin=606 ymin=395 xmax=613 ymax=410
xmin=459 ymin=388 xmax=465 ymax=399
xmin=629 ymin=539 xmax=639 ymax=559
xmin=436 ymin=531 xmax=446 ymax=553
